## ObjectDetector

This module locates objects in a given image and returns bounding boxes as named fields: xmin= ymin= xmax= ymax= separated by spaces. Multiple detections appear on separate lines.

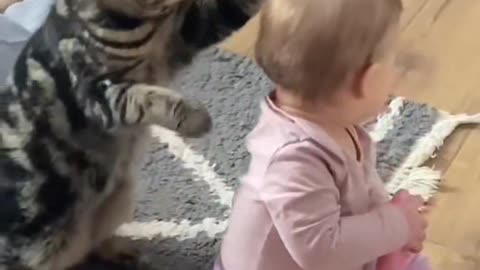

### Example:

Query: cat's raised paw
xmin=174 ymin=100 xmax=212 ymax=138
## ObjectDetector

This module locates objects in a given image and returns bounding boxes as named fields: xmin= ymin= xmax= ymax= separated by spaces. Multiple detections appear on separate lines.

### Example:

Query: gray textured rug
xmin=78 ymin=48 xmax=480 ymax=270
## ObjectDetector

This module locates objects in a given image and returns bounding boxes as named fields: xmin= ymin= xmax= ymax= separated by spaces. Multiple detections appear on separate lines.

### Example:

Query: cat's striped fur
xmin=0 ymin=0 xmax=263 ymax=269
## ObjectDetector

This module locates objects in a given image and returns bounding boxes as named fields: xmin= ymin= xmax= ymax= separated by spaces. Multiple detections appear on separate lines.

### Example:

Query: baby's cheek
xmin=389 ymin=66 xmax=403 ymax=93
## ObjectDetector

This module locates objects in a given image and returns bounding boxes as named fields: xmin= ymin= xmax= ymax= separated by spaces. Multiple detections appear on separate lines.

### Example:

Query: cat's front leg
xmin=130 ymin=84 xmax=212 ymax=137
xmin=85 ymin=81 xmax=212 ymax=137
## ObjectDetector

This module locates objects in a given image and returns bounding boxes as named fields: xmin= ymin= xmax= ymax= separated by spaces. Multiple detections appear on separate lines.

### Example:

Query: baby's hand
xmin=391 ymin=190 xmax=428 ymax=253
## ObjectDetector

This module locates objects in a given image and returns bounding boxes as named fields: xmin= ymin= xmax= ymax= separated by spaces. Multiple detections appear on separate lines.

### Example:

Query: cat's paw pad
xmin=175 ymin=100 xmax=212 ymax=138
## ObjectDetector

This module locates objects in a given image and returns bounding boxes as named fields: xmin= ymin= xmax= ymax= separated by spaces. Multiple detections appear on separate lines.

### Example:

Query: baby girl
xmin=214 ymin=0 xmax=431 ymax=269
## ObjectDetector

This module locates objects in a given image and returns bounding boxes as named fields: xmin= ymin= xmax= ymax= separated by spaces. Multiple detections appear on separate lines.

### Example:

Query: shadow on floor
xmin=71 ymin=236 xmax=219 ymax=270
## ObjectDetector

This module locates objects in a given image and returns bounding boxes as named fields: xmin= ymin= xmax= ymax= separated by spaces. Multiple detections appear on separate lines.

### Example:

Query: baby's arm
xmin=261 ymin=141 xmax=409 ymax=270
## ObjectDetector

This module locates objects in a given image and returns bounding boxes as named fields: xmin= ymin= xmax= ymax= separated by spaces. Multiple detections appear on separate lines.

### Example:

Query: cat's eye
xmin=97 ymin=80 xmax=112 ymax=91
xmin=161 ymin=6 xmax=172 ymax=15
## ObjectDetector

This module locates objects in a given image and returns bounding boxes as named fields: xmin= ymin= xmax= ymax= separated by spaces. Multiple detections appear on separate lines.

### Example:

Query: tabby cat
xmin=0 ymin=0 xmax=262 ymax=269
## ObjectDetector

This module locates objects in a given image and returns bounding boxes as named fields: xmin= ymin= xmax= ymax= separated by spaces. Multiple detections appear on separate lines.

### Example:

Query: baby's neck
xmin=273 ymin=88 xmax=352 ymax=131
xmin=273 ymin=89 xmax=361 ymax=160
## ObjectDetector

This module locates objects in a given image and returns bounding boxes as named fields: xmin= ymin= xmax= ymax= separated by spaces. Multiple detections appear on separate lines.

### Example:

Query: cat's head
xmin=97 ymin=0 xmax=188 ymax=18
xmin=58 ymin=0 xmax=188 ymax=19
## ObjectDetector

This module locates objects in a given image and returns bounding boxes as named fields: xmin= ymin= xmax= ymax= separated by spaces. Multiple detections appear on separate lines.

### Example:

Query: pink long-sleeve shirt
xmin=217 ymin=94 xmax=409 ymax=270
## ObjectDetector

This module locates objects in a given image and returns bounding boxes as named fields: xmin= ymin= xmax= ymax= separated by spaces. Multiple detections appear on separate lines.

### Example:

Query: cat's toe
xmin=176 ymin=102 xmax=212 ymax=138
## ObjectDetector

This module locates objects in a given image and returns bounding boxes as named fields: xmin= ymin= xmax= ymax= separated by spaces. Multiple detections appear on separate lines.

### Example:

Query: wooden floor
xmin=220 ymin=1 xmax=480 ymax=269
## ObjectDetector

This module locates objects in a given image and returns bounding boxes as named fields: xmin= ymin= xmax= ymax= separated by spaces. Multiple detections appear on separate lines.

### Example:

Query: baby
xmin=214 ymin=0 xmax=431 ymax=269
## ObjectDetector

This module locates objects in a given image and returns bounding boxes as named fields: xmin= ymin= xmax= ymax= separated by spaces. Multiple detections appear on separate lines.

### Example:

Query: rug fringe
xmin=403 ymin=112 xmax=480 ymax=167
xmin=386 ymin=166 xmax=441 ymax=200
xmin=446 ymin=112 xmax=480 ymax=124
xmin=387 ymin=111 xmax=480 ymax=200
xmin=370 ymin=97 xmax=405 ymax=142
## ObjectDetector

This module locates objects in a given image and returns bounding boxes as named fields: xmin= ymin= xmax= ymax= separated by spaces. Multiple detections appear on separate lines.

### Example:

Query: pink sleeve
xmin=260 ymin=141 xmax=409 ymax=270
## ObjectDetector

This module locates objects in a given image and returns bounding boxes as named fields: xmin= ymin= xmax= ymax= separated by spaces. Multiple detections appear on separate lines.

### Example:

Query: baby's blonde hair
xmin=255 ymin=0 xmax=402 ymax=99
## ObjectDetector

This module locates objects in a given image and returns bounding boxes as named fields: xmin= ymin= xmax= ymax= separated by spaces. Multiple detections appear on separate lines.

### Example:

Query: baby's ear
xmin=353 ymin=63 xmax=384 ymax=98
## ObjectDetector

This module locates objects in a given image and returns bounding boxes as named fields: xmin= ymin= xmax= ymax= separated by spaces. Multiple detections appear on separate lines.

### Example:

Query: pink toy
xmin=377 ymin=191 xmax=431 ymax=270
xmin=377 ymin=252 xmax=431 ymax=270
xmin=377 ymin=192 xmax=417 ymax=270
xmin=377 ymin=250 xmax=416 ymax=270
